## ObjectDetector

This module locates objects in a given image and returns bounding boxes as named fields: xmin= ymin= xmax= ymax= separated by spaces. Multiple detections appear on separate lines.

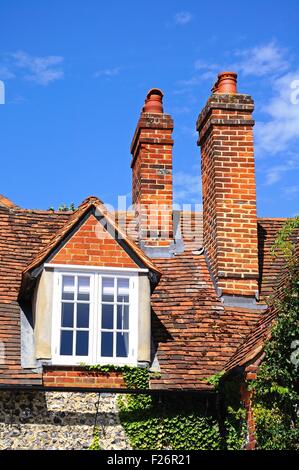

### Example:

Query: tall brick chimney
xmin=130 ymin=88 xmax=174 ymax=253
xmin=196 ymin=72 xmax=259 ymax=300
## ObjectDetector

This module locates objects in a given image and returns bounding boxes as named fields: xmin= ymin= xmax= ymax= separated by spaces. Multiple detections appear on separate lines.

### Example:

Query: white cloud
xmin=179 ymin=42 xmax=290 ymax=90
xmin=94 ymin=67 xmax=121 ymax=78
xmin=174 ymin=12 xmax=193 ymax=25
xmin=255 ymin=70 xmax=299 ymax=155
xmin=11 ymin=51 xmax=64 ymax=85
xmin=233 ymin=42 xmax=289 ymax=77
xmin=264 ymin=155 xmax=299 ymax=185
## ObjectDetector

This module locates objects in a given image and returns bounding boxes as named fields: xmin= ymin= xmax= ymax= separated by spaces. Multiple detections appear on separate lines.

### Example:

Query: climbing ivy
xmin=250 ymin=216 xmax=299 ymax=450
xmin=82 ymin=365 xmax=245 ymax=449
xmin=118 ymin=392 xmax=221 ymax=450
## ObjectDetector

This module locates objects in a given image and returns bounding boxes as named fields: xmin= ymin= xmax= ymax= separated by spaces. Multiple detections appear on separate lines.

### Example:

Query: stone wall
xmin=0 ymin=391 xmax=131 ymax=450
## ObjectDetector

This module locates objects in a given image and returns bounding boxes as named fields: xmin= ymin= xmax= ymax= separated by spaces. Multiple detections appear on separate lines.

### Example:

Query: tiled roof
xmin=0 ymin=194 xmax=17 ymax=209
xmin=150 ymin=252 xmax=262 ymax=390
xmin=0 ymin=206 xmax=69 ymax=385
xmin=257 ymin=218 xmax=288 ymax=298
xmin=0 ymin=199 xmax=291 ymax=389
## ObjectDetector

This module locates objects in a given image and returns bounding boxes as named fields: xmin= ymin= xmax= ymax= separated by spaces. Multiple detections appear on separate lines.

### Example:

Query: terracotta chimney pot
xmin=213 ymin=71 xmax=237 ymax=94
xmin=143 ymin=88 xmax=164 ymax=113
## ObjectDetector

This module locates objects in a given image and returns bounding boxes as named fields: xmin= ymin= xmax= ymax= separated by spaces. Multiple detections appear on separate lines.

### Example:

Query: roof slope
xmin=258 ymin=218 xmax=288 ymax=298
xmin=151 ymin=252 xmax=262 ymax=390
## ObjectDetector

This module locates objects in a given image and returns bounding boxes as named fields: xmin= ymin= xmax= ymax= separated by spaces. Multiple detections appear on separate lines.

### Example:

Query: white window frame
xmin=51 ymin=265 xmax=140 ymax=366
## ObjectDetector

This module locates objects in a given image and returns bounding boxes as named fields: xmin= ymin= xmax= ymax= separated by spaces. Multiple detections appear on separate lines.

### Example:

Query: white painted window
xmin=51 ymin=268 xmax=139 ymax=366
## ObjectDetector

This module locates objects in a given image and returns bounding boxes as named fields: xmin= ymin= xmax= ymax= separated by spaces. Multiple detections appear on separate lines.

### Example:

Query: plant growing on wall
xmin=250 ymin=216 xmax=299 ymax=449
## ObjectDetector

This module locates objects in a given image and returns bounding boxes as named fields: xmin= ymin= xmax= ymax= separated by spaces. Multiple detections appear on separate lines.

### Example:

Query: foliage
xmin=220 ymin=377 xmax=247 ymax=450
xmin=48 ymin=203 xmax=76 ymax=212
xmin=224 ymin=406 xmax=247 ymax=450
xmin=270 ymin=215 xmax=299 ymax=261
xmin=201 ymin=371 xmax=225 ymax=388
xmin=118 ymin=391 xmax=221 ymax=450
xmin=251 ymin=217 xmax=299 ymax=449
xmin=116 ymin=368 xmax=221 ymax=450
xmin=89 ymin=426 xmax=101 ymax=450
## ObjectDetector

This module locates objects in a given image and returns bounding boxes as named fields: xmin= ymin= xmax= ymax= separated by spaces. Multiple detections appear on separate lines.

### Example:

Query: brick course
xmin=43 ymin=367 xmax=125 ymax=388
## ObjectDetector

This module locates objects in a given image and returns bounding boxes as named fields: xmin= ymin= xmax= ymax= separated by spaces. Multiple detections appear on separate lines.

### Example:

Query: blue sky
xmin=0 ymin=0 xmax=299 ymax=217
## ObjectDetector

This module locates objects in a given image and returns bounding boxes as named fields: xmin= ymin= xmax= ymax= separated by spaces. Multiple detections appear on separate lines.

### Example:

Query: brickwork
xmin=241 ymin=366 xmax=258 ymax=450
xmin=131 ymin=91 xmax=174 ymax=247
xmin=50 ymin=214 xmax=137 ymax=268
xmin=43 ymin=367 xmax=125 ymax=388
xmin=197 ymin=92 xmax=259 ymax=296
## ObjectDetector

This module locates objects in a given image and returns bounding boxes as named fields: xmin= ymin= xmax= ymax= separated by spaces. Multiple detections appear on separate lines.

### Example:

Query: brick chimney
xmin=196 ymin=72 xmax=259 ymax=299
xmin=130 ymin=88 xmax=174 ymax=253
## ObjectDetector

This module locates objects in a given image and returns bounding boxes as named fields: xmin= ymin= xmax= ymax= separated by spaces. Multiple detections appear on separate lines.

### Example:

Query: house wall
xmin=0 ymin=391 xmax=130 ymax=450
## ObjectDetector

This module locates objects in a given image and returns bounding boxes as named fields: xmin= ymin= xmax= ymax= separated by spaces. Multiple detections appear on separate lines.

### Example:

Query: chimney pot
xmin=143 ymin=88 xmax=164 ymax=113
xmin=212 ymin=71 xmax=237 ymax=94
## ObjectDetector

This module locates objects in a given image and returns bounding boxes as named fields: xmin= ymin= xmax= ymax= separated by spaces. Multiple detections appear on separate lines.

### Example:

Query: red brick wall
xmin=241 ymin=376 xmax=257 ymax=450
xmin=131 ymin=113 xmax=174 ymax=247
xmin=197 ymin=94 xmax=259 ymax=296
xmin=43 ymin=367 xmax=125 ymax=388
xmin=50 ymin=214 xmax=137 ymax=268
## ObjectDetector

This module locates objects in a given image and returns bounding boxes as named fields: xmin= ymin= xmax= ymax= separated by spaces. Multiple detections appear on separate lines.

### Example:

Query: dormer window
xmin=51 ymin=268 xmax=139 ymax=366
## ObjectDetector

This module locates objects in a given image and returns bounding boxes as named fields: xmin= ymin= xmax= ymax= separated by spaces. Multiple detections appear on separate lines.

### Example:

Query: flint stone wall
xmin=0 ymin=391 xmax=131 ymax=450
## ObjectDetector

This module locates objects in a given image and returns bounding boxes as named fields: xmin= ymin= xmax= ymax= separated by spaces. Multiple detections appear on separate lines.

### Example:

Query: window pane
xmin=61 ymin=303 xmax=74 ymax=328
xmin=77 ymin=303 xmax=89 ymax=328
xmin=117 ymin=304 xmax=129 ymax=330
xmin=116 ymin=332 xmax=129 ymax=358
xmin=102 ymin=304 xmax=114 ymax=329
xmin=101 ymin=332 xmax=113 ymax=357
xmin=76 ymin=331 xmax=89 ymax=356
xmin=102 ymin=277 xmax=114 ymax=302
xmin=117 ymin=278 xmax=129 ymax=303
xmin=78 ymin=276 xmax=90 ymax=301
xmin=60 ymin=330 xmax=73 ymax=355
xmin=62 ymin=276 xmax=75 ymax=300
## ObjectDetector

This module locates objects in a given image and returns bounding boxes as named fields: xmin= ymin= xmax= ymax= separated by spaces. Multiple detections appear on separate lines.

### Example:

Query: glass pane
xmin=77 ymin=303 xmax=89 ymax=328
xmin=76 ymin=331 xmax=89 ymax=356
xmin=117 ymin=304 xmax=129 ymax=330
xmin=102 ymin=277 xmax=114 ymax=302
xmin=102 ymin=304 xmax=114 ymax=329
xmin=60 ymin=330 xmax=73 ymax=355
xmin=78 ymin=276 xmax=90 ymax=301
xmin=61 ymin=303 xmax=74 ymax=328
xmin=101 ymin=332 xmax=113 ymax=357
xmin=116 ymin=332 xmax=129 ymax=358
xmin=117 ymin=278 xmax=129 ymax=303
xmin=62 ymin=276 xmax=75 ymax=300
